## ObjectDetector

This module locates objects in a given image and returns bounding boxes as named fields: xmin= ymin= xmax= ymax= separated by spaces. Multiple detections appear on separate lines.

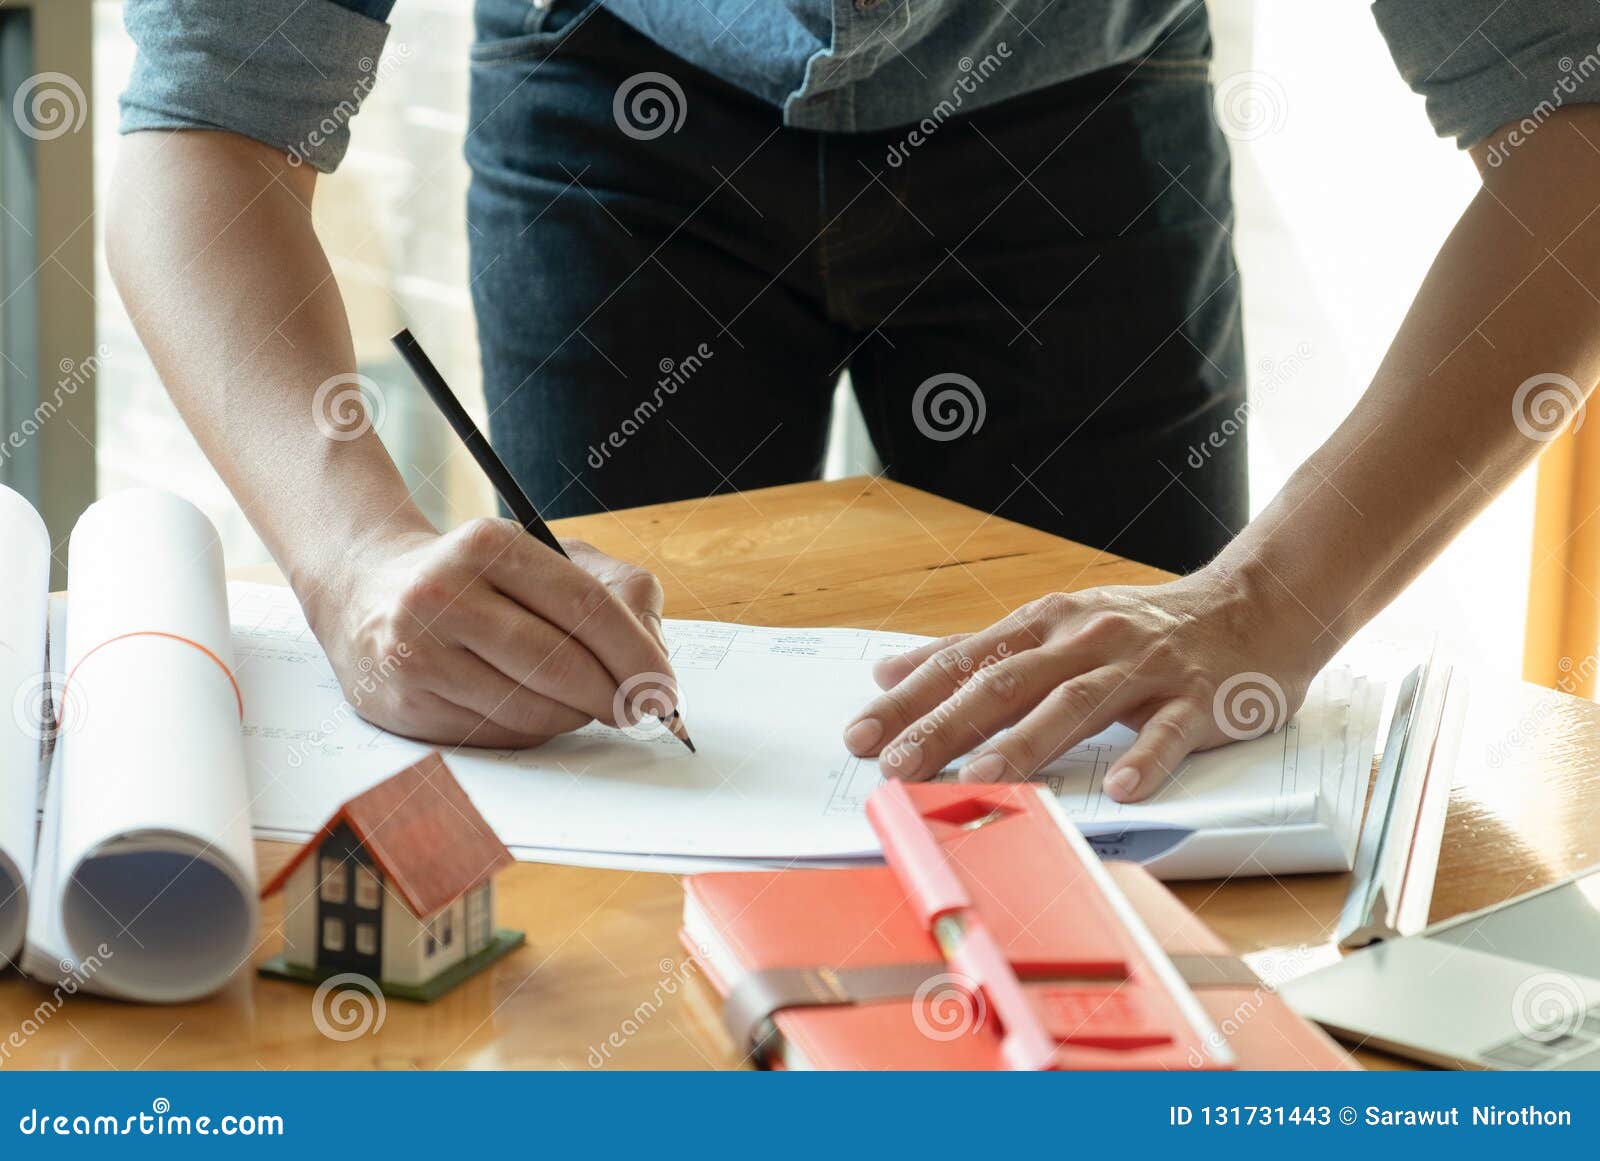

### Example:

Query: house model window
xmin=258 ymin=752 xmax=525 ymax=1002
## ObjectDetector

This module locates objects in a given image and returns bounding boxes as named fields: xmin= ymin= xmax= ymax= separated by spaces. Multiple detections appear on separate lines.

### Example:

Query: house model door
xmin=316 ymin=824 xmax=384 ymax=978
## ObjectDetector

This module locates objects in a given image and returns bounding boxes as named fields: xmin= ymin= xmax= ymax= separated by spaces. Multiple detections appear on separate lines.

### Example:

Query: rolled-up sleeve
xmin=1372 ymin=0 xmax=1600 ymax=149
xmin=119 ymin=0 xmax=393 ymax=173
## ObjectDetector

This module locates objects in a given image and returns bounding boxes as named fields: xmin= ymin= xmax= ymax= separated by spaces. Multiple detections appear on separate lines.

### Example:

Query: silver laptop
xmin=1283 ymin=866 xmax=1600 ymax=1069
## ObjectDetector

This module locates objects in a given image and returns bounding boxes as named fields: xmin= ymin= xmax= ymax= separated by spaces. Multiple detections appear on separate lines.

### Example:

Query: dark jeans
xmin=465 ymin=0 xmax=1246 ymax=574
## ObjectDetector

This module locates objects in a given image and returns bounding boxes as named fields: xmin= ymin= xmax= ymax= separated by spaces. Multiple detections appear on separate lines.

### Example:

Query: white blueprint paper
xmin=232 ymin=582 xmax=1381 ymax=877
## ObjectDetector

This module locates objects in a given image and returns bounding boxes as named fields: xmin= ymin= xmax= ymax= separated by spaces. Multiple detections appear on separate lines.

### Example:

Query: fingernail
xmin=963 ymin=753 xmax=1006 ymax=783
xmin=1105 ymin=766 xmax=1141 ymax=801
xmin=843 ymin=718 xmax=883 ymax=753
xmin=881 ymin=740 xmax=923 ymax=779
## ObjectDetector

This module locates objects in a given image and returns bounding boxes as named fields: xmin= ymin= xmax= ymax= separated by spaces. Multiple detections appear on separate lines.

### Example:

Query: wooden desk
xmin=5 ymin=476 xmax=1599 ymax=1069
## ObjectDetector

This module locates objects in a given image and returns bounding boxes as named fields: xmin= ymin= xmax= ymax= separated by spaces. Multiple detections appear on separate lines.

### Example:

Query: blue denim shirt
xmin=119 ymin=0 xmax=1600 ymax=173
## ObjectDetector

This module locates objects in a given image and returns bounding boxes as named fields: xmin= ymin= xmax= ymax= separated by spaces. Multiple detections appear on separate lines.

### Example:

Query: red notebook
xmin=682 ymin=786 xmax=1352 ymax=1071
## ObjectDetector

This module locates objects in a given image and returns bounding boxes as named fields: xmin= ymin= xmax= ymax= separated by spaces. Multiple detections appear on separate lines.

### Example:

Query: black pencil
xmin=391 ymin=328 xmax=694 ymax=753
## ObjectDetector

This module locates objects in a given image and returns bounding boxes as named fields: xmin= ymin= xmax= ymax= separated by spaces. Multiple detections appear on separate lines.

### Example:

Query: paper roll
xmin=0 ymin=484 xmax=49 ymax=965
xmin=56 ymin=489 xmax=257 ymax=1001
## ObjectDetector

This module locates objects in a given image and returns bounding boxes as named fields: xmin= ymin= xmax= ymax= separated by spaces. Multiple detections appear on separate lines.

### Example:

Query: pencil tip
xmin=681 ymin=732 xmax=697 ymax=754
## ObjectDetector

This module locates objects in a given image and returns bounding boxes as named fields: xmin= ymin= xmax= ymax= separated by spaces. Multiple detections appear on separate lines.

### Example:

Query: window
xmin=319 ymin=857 xmax=348 ymax=903
xmin=425 ymin=917 xmax=438 ymax=958
xmin=442 ymin=909 xmax=453 ymax=948
xmin=466 ymin=884 xmax=491 ymax=950
xmin=322 ymin=917 xmax=345 ymax=952
xmin=355 ymin=924 xmax=377 ymax=956
xmin=354 ymin=865 xmax=380 ymax=910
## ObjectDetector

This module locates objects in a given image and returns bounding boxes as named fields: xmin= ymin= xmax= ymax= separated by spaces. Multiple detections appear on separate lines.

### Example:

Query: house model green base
xmin=258 ymin=928 xmax=526 ymax=1003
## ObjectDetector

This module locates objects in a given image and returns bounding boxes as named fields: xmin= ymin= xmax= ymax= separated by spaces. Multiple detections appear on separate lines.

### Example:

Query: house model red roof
xmin=260 ymin=752 xmax=514 ymax=919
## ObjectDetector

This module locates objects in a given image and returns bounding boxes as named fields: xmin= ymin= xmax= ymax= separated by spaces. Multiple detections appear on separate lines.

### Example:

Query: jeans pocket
xmin=469 ymin=0 xmax=601 ymax=64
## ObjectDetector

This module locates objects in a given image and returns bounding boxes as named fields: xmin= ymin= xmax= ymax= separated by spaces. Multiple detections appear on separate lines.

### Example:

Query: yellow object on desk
xmin=5 ymin=477 xmax=1599 ymax=1069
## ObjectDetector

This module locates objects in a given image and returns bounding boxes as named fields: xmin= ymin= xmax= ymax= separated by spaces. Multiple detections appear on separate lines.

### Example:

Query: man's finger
xmin=482 ymin=529 xmax=678 ymax=712
xmin=428 ymin=647 xmax=593 ymax=743
xmin=453 ymin=591 xmax=622 ymax=724
xmin=1103 ymin=698 xmax=1208 ymax=802
xmin=871 ymin=633 xmax=969 ymax=690
xmin=957 ymin=667 xmax=1133 ymax=783
xmin=875 ymin=652 xmax=1067 ymax=782
xmin=844 ymin=626 xmax=1081 ymax=764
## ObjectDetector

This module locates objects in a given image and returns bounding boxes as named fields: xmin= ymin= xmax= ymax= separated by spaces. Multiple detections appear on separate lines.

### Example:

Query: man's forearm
xmin=1213 ymin=107 xmax=1600 ymax=664
xmin=106 ymin=130 xmax=430 ymax=609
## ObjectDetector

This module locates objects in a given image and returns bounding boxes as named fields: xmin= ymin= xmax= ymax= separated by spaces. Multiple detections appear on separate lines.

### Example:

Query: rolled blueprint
xmin=26 ymin=489 xmax=256 ymax=1002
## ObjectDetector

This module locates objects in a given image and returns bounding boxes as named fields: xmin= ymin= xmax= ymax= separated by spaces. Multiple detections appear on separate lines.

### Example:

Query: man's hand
xmin=843 ymin=569 xmax=1318 ymax=802
xmin=307 ymin=518 xmax=679 ymax=749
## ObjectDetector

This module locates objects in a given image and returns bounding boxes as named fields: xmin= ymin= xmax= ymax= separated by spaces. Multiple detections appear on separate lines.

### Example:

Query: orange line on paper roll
xmin=58 ymin=630 xmax=244 ymax=727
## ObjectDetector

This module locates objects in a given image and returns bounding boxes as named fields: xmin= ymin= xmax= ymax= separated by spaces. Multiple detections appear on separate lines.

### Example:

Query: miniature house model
xmin=259 ymin=752 xmax=523 ymax=1001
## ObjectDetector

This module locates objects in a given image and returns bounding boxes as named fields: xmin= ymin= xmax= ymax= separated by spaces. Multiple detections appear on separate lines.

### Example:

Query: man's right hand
xmin=305 ymin=518 xmax=680 ymax=749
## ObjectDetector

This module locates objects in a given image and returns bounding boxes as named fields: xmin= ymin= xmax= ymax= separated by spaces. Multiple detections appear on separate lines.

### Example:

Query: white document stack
xmin=232 ymin=583 xmax=1385 ymax=880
